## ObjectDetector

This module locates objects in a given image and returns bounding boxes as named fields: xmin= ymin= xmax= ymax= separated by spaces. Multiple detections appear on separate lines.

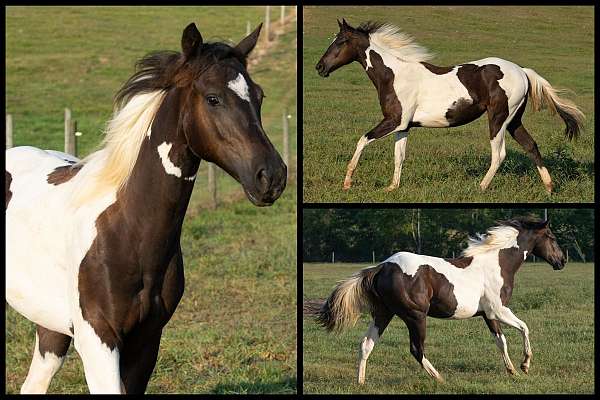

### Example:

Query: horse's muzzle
xmin=245 ymin=162 xmax=287 ymax=207
xmin=315 ymin=61 xmax=330 ymax=77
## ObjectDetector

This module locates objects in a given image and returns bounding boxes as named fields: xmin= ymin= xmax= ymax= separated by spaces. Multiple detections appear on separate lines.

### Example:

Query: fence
xmin=5 ymin=7 xmax=296 ymax=210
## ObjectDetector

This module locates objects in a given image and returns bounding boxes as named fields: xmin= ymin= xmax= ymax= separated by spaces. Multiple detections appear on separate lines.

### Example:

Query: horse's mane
xmin=71 ymin=42 xmax=242 ymax=206
xmin=361 ymin=21 xmax=434 ymax=63
xmin=462 ymin=217 xmax=546 ymax=257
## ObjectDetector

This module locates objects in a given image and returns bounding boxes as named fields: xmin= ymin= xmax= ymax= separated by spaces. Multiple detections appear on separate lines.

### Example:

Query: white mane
xmin=462 ymin=226 xmax=519 ymax=257
xmin=71 ymin=90 xmax=166 ymax=206
xmin=369 ymin=24 xmax=434 ymax=63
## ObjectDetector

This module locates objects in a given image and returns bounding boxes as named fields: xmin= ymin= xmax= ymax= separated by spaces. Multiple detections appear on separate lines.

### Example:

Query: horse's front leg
xmin=384 ymin=131 xmax=409 ymax=192
xmin=490 ymin=306 xmax=532 ymax=374
xmin=344 ymin=118 xmax=399 ymax=190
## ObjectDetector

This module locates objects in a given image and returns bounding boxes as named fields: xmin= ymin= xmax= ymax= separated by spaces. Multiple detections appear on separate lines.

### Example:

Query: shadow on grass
xmin=212 ymin=376 xmax=296 ymax=394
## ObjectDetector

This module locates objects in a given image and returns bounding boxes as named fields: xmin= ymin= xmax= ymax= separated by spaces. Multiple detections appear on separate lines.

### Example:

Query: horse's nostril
xmin=316 ymin=62 xmax=323 ymax=72
xmin=256 ymin=168 xmax=270 ymax=191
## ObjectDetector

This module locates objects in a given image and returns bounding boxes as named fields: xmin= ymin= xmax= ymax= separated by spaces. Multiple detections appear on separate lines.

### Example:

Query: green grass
xmin=303 ymin=6 xmax=594 ymax=202
xmin=303 ymin=262 xmax=594 ymax=394
xmin=5 ymin=6 xmax=297 ymax=394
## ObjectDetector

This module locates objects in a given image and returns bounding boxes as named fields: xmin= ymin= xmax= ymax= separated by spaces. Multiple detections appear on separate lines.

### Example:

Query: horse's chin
xmin=243 ymin=188 xmax=274 ymax=207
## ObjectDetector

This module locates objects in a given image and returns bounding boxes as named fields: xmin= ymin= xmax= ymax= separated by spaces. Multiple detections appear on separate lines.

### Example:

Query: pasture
xmin=303 ymin=6 xmax=594 ymax=203
xmin=5 ymin=6 xmax=296 ymax=394
xmin=303 ymin=262 xmax=594 ymax=394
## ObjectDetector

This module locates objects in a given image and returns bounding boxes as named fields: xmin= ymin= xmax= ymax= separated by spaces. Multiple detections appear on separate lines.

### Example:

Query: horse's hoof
xmin=507 ymin=368 xmax=517 ymax=375
xmin=383 ymin=185 xmax=397 ymax=192
xmin=343 ymin=184 xmax=351 ymax=190
xmin=521 ymin=364 xmax=529 ymax=374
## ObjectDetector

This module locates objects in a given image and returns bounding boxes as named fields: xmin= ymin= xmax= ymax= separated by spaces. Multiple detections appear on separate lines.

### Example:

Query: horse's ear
xmin=342 ymin=18 xmax=350 ymax=30
xmin=542 ymin=219 xmax=550 ymax=227
xmin=182 ymin=23 xmax=203 ymax=59
xmin=235 ymin=23 xmax=262 ymax=57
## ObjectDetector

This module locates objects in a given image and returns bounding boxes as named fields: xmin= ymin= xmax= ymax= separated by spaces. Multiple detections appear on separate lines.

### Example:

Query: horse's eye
xmin=206 ymin=95 xmax=220 ymax=106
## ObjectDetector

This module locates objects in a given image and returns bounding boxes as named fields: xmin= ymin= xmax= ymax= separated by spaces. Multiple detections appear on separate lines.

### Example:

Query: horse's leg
xmin=343 ymin=118 xmax=399 ymax=190
xmin=384 ymin=131 xmax=409 ymax=192
xmin=479 ymin=114 xmax=507 ymax=191
xmin=357 ymin=310 xmax=393 ymax=384
xmin=506 ymin=100 xmax=553 ymax=192
xmin=483 ymin=316 xmax=517 ymax=375
xmin=404 ymin=315 xmax=444 ymax=382
xmin=119 ymin=326 xmax=163 ymax=394
xmin=490 ymin=307 xmax=532 ymax=374
xmin=73 ymin=318 xmax=122 ymax=393
xmin=21 ymin=325 xmax=71 ymax=394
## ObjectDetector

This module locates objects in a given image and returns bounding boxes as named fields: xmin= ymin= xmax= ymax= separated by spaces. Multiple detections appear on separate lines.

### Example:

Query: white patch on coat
xmin=227 ymin=73 xmax=250 ymax=102
xmin=357 ymin=321 xmax=379 ymax=384
xmin=157 ymin=142 xmax=182 ymax=178
xmin=421 ymin=357 xmax=443 ymax=381
xmin=523 ymin=250 xmax=528 ymax=260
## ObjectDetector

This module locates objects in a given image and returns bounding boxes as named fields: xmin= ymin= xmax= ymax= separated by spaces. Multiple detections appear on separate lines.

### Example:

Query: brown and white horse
xmin=6 ymin=23 xmax=286 ymax=393
xmin=315 ymin=19 xmax=585 ymax=193
xmin=317 ymin=218 xmax=565 ymax=383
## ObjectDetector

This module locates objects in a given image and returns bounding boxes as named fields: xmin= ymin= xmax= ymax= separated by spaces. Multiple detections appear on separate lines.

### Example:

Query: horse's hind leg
xmin=404 ymin=315 xmax=444 ymax=382
xmin=507 ymin=101 xmax=553 ymax=192
xmin=483 ymin=316 xmax=517 ymax=375
xmin=21 ymin=325 xmax=71 ymax=394
xmin=357 ymin=309 xmax=393 ymax=384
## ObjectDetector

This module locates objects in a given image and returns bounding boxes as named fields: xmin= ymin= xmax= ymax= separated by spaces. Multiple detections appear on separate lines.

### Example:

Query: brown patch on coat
xmin=420 ymin=62 xmax=453 ymax=75
xmin=47 ymin=164 xmax=82 ymax=185
xmin=453 ymin=63 xmax=508 ymax=137
xmin=37 ymin=325 xmax=71 ymax=358
xmin=445 ymin=256 xmax=473 ymax=269
xmin=6 ymin=171 xmax=13 ymax=209
xmin=497 ymin=247 xmax=525 ymax=304
xmin=373 ymin=262 xmax=459 ymax=319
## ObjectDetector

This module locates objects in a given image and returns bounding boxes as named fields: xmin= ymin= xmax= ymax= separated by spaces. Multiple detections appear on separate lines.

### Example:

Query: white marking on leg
xmin=421 ymin=357 xmax=444 ymax=382
xmin=227 ymin=73 xmax=250 ymax=102
xmin=536 ymin=166 xmax=553 ymax=193
xmin=480 ymin=130 xmax=506 ymax=191
xmin=523 ymin=250 xmax=528 ymax=260
xmin=491 ymin=306 xmax=532 ymax=373
xmin=73 ymin=319 xmax=122 ymax=393
xmin=157 ymin=142 xmax=182 ymax=178
xmin=21 ymin=333 xmax=66 ymax=394
xmin=344 ymin=135 xmax=374 ymax=189
xmin=492 ymin=332 xmax=516 ymax=374
xmin=357 ymin=322 xmax=379 ymax=384
xmin=385 ymin=132 xmax=408 ymax=192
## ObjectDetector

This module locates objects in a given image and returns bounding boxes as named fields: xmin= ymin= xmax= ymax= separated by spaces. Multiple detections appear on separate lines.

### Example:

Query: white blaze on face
xmin=227 ymin=73 xmax=250 ymax=103
xmin=157 ymin=142 xmax=182 ymax=178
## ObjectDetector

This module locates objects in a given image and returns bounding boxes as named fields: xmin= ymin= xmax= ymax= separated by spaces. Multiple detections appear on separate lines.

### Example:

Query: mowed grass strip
xmin=6 ymin=6 xmax=297 ymax=394
xmin=303 ymin=262 xmax=594 ymax=394
xmin=303 ymin=6 xmax=594 ymax=203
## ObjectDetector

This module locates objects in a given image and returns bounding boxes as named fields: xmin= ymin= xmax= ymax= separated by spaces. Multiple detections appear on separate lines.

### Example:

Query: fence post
xmin=264 ymin=6 xmax=270 ymax=42
xmin=6 ymin=114 xmax=13 ymax=149
xmin=332 ymin=251 xmax=335 ymax=264
xmin=208 ymin=163 xmax=217 ymax=209
xmin=246 ymin=20 xmax=250 ymax=36
xmin=64 ymin=108 xmax=76 ymax=155
xmin=280 ymin=5 xmax=285 ymax=25
xmin=282 ymin=110 xmax=289 ymax=171
xmin=372 ymin=251 xmax=375 ymax=264
xmin=566 ymin=248 xmax=569 ymax=263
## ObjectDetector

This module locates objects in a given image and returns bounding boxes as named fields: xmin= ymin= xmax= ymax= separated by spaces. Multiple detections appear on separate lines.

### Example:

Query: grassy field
xmin=6 ymin=6 xmax=297 ymax=394
xmin=303 ymin=262 xmax=594 ymax=394
xmin=303 ymin=6 xmax=594 ymax=203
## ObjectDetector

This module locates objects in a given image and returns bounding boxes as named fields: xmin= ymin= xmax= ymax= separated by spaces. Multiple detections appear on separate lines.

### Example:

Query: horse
xmin=316 ymin=217 xmax=565 ymax=384
xmin=6 ymin=22 xmax=286 ymax=394
xmin=315 ymin=19 xmax=585 ymax=193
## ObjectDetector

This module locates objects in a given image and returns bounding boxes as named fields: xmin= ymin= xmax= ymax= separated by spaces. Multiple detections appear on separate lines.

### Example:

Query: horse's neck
xmin=119 ymin=89 xmax=200 ymax=246
xmin=359 ymin=43 xmax=421 ymax=95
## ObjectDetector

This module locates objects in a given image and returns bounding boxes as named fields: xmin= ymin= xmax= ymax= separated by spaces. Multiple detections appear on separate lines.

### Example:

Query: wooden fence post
xmin=246 ymin=20 xmax=251 ymax=36
xmin=282 ymin=110 xmax=289 ymax=171
xmin=264 ymin=6 xmax=270 ymax=42
xmin=64 ymin=108 xmax=76 ymax=155
xmin=208 ymin=163 xmax=217 ymax=209
xmin=280 ymin=5 xmax=285 ymax=25
xmin=6 ymin=114 xmax=13 ymax=149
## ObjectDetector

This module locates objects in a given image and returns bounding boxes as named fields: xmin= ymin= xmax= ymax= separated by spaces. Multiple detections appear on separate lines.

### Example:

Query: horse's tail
xmin=316 ymin=264 xmax=384 ymax=332
xmin=522 ymin=67 xmax=585 ymax=140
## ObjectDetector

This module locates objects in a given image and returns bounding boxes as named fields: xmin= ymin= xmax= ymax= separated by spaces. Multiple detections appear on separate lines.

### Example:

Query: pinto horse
xmin=6 ymin=23 xmax=286 ymax=394
xmin=315 ymin=19 xmax=585 ymax=193
xmin=317 ymin=218 xmax=565 ymax=384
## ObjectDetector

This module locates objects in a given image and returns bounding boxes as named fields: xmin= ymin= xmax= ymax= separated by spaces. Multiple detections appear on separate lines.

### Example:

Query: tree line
xmin=303 ymin=208 xmax=594 ymax=263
